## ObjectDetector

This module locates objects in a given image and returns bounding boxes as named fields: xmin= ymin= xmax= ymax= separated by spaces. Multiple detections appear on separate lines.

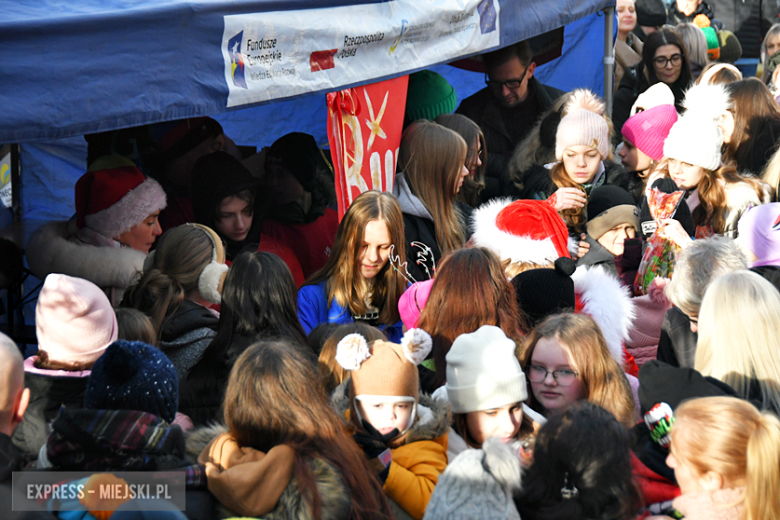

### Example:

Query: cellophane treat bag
xmin=634 ymin=188 xmax=686 ymax=295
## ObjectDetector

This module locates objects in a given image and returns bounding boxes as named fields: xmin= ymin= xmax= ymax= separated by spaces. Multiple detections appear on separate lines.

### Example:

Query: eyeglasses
xmin=653 ymin=53 xmax=683 ymax=68
xmin=527 ymin=365 xmax=580 ymax=386
xmin=485 ymin=65 xmax=529 ymax=90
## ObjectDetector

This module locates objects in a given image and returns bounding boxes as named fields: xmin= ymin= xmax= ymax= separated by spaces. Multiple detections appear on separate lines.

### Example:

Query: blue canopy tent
xmin=0 ymin=0 xmax=615 ymax=341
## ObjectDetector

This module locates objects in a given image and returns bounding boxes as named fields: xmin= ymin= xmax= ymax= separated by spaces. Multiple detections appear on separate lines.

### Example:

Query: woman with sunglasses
xmin=520 ymin=313 xmax=637 ymax=428
xmin=613 ymin=29 xmax=693 ymax=141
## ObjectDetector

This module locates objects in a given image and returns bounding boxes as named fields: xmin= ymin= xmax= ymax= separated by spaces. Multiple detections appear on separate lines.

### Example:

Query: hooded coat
xmin=26 ymin=220 xmax=145 ymax=306
xmin=333 ymin=385 xmax=450 ymax=520
xmin=188 ymin=424 xmax=352 ymax=520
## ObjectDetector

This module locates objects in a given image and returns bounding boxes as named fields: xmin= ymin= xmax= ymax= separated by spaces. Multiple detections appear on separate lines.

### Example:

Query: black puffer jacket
xmin=11 ymin=370 xmax=87 ymax=460
xmin=708 ymin=0 xmax=780 ymax=59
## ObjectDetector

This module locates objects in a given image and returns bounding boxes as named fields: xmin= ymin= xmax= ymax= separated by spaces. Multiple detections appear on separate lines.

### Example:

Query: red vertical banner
xmin=327 ymin=75 xmax=409 ymax=220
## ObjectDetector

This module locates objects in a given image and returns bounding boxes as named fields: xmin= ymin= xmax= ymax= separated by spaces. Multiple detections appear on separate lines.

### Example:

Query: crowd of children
xmin=6 ymin=3 xmax=780 ymax=519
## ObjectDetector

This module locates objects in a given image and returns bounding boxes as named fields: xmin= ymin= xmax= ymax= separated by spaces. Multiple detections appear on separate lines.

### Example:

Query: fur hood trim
xmin=332 ymin=380 xmax=451 ymax=445
xmin=186 ymin=424 xmax=350 ymax=520
xmin=471 ymin=197 xmax=561 ymax=265
xmin=572 ymin=265 xmax=636 ymax=364
xmin=26 ymin=220 xmax=145 ymax=291
xmin=185 ymin=422 xmax=227 ymax=461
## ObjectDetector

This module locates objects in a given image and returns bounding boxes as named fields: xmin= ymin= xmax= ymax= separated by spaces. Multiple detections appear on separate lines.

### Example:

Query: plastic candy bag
xmin=634 ymin=188 xmax=685 ymax=295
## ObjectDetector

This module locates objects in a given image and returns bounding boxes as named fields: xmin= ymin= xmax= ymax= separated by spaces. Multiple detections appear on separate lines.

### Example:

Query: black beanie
xmin=191 ymin=151 xmax=259 ymax=228
xmin=512 ymin=257 xmax=576 ymax=326
xmin=638 ymin=360 xmax=737 ymax=417
xmin=265 ymin=132 xmax=325 ymax=193
xmin=639 ymin=177 xmax=695 ymax=240
xmin=635 ymin=0 xmax=667 ymax=27
xmin=586 ymin=185 xmax=639 ymax=240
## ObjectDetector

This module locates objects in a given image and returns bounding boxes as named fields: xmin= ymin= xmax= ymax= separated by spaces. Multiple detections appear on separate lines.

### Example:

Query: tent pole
xmin=604 ymin=6 xmax=615 ymax=117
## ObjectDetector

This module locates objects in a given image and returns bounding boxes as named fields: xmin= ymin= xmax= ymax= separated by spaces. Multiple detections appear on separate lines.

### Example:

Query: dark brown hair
xmin=435 ymin=113 xmax=487 ymax=207
xmin=724 ymin=78 xmax=780 ymax=169
xmin=642 ymin=29 xmax=693 ymax=89
xmin=417 ymin=248 xmax=528 ymax=389
xmin=224 ymin=340 xmax=393 ymax=520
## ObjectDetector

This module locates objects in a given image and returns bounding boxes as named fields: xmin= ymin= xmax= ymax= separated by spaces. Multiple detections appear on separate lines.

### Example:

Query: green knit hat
xmin=701 ymin=27 xmax=720 ymax=60
xmin=404 ymin=70 xmax=457 ymax=127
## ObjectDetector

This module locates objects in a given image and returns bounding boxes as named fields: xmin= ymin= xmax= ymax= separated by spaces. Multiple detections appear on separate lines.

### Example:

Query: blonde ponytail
xmin=744 ymin=412 xmax=780 ymax=520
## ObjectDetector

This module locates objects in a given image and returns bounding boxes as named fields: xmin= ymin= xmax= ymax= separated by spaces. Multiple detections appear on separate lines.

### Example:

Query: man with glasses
xmin=457 ymin=41 xmax=563 ymax=200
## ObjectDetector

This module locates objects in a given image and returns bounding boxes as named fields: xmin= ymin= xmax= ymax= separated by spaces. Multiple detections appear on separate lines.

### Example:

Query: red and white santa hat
xmin=471 ymin=198 xmax=570 ymax=265
xmin=75 ymin=162 xmax=167 ymax=240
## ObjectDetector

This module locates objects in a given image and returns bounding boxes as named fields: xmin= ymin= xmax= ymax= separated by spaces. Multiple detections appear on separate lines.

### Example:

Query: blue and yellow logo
xmin=228 ymin=31 xmax=247 ymax=89
xmin=389 ymin=20 xmax=407 ymax=54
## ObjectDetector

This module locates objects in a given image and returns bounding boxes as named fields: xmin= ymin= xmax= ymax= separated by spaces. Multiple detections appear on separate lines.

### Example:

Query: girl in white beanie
xmin=657 ymin=83 xmax=770 ymax=243
xmin=659 ymin=116 xmax=768 ymax=242
xmin=442 ymin=325 xmax=543 ymax=463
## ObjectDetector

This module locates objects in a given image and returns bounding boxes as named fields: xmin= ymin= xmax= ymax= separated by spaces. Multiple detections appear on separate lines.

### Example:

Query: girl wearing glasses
xmin=520 ymin=313 xmax=636 ymax=428
xmin=613 ymin=29 xmax=693 ymax=141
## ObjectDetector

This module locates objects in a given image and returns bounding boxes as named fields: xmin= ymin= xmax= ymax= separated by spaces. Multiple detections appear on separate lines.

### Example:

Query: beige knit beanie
xmin=555 ymin=109 xmax=609 ymax=161
xmin=445 ymin=325 xmax=527 ymax=414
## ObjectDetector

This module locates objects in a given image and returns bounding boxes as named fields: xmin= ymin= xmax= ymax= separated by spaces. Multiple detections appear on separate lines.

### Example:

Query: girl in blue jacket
xmin=297 ymin=191 xmax=406 ymax=342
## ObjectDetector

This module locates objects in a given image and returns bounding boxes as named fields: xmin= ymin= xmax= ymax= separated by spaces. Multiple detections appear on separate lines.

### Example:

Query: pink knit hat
xmin=737 ymin=203 xmax=780 ymax=267
xmin=35 ymin=274 xmax=118 ymax=366
xmin=621 ymin=104 xmax=678 ymax=162
xmin=398 ymin=279 xmax=434 ymax=330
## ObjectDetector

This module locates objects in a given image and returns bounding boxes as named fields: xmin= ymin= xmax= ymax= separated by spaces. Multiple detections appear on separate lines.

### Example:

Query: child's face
xmin=562 ymin=145 xmax=601 ymax=185
xmin=528 ymin=336 xmax=584 ymax=415
xmin=358 ymin=400 xmax=413 ymax=435
xmin=668 ymin=158 xmax=705 ymax=191
xmin=465 ymin=403 xmax=523 ymax=446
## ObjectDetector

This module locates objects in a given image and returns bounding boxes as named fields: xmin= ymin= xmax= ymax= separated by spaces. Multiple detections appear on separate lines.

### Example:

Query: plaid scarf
xmin=46 ymin=408 xmax=206 ymax=487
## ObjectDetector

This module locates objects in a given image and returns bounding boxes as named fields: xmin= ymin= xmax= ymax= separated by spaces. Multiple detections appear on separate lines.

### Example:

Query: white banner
xmin=0 ymin=149 xmax=11 ymax=209
xmin=222 ymin=0 xmax=500 ymax=108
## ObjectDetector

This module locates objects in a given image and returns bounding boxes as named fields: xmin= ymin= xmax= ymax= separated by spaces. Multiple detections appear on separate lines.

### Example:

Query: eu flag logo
xmin=478 ymin=0 xmax=497 ymax=34
xmin=228 ymin=31 xmax=247 ymax=89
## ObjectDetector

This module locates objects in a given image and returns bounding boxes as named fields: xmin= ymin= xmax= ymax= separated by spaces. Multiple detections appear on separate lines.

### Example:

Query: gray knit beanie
xmin=445 ymin=325 xmax=527 ymax=414
xmin=423 ymin=437 xmax=522 ymax=520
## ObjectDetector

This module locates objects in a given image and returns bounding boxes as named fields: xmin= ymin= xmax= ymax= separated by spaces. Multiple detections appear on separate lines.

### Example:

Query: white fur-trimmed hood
xmin=26 ymin=220 xmax=145 ymax=293
xmin=572 ymin=265 xmax=636 ymax=364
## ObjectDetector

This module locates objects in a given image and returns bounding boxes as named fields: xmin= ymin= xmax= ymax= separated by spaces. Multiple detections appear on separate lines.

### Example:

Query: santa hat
xmin=471 ymin=198 xmax=570 ymax=266
xmin=75 ymin=165 xmax=167 ymax=240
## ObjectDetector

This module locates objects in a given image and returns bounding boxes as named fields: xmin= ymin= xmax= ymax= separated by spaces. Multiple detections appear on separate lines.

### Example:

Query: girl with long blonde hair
xmin=393 ymin=120 xmax=469 ymax=281
xmin=694 ymin=270 xmax=780 ymax=415
xmin=520 ymin=313 xmax=637 ymax=428
xmin=298 ymin=190 xmax=406 ymax=342
xmin=667 ymin=396 xmax=780 ymax=520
